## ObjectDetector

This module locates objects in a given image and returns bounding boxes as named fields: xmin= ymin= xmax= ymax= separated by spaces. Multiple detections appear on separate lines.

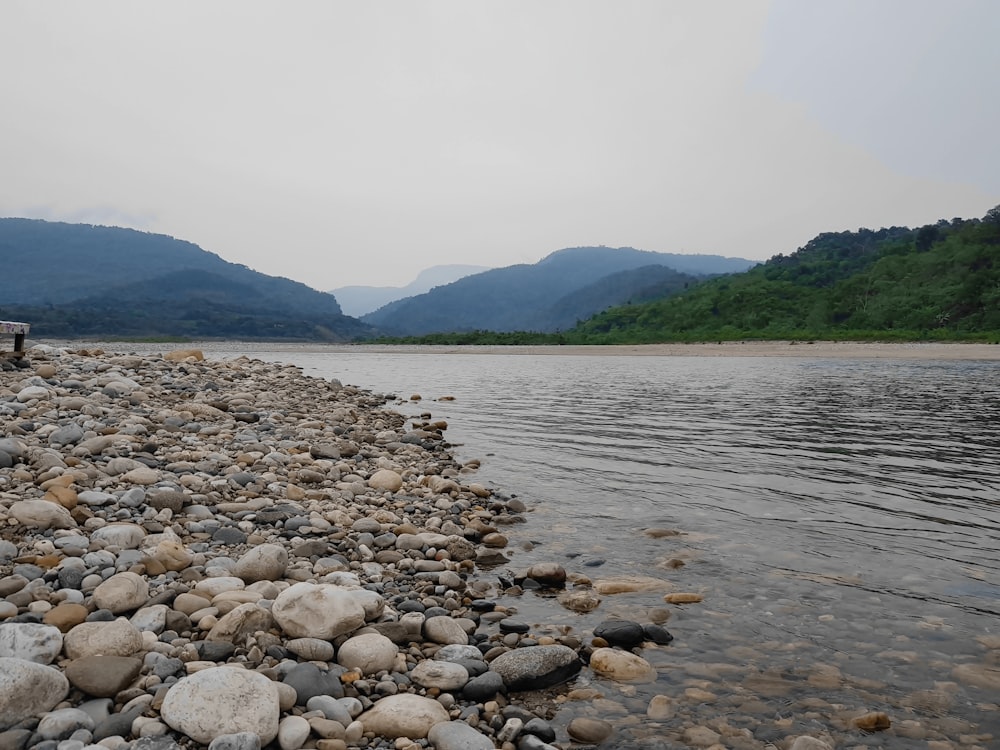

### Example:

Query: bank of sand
xmin=331 ymin=341 xmax=1000 ymax=360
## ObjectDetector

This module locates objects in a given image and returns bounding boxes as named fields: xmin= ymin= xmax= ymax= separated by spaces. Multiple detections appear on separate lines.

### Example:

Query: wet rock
xmin=594 ymin=619 xmax=645 ymax=648
xmin=524 ymin=563 xmax=566 ymax=587
xmin=589 ymin=647 xmax=657 ymax=683
xmin=489 ymin=645 xmax=582 ymax=691
xmin=789 ymin=737 xmax=835 ymax=750
xmin=853 ymin=711 xmax=891 ymax=731
xmin=567 ymin=717 xmax=613 ymax=744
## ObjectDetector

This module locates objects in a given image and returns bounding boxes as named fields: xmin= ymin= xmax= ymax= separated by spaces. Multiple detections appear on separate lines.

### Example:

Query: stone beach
xmin=1 ymin=345 xmax=996 ymax=750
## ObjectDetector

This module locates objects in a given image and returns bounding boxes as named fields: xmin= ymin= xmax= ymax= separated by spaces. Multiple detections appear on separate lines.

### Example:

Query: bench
xmin=0 ymin=320 xmax=30 ymax=359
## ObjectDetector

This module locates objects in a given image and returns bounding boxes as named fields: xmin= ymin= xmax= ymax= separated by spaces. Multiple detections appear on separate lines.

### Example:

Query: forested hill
xmin=0 ymin=218 xmax=372 ymax=340
xmin=362 ymin=246 xmax=754 ymax=335
xmin=572 ymin=207 xmax=1000 ymax=342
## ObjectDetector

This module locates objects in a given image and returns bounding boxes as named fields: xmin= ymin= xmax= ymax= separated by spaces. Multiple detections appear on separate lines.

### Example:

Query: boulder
xmin=92 ymin=572 xmax=149 ymax=614
xmin=8 ymin=499 xmax=76 ymax=530
xmin=233 ymin=544 xmax=288 ymax=583
xmin=428 ymin=721 xmax=495 ymax=750
xmin=410 ymin=660 xmax=469 ymax=691
xmin=160 ymin=667 xmax=280 ymax=745
xmin=0 ymin=623 xmax=63 ymax=664
xmin=63 ymin=618 xmax=143 ymax=659
xmin=272 ymin=583 xmax=366 ymax=640
xmin=589 ymin=647 xmax=657 ymax=683
xmin=336 ymin=632 xmax=397 ymax=675
xmin=64 ymin=655 xmax=142 ymax=697
xmin=359 ymin=694 xmax=449 ymax=739
xmin=488 ymin=645 xmax=581 ymax=691
xmin=0 ymin=658 xmax=69 ymax=730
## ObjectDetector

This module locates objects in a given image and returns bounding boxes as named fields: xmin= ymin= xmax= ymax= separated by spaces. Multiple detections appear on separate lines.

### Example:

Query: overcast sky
xmin=2 ymin=1 xmax=996 ymax=290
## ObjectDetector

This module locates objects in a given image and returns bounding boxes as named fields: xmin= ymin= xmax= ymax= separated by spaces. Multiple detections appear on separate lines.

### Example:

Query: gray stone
xmin=428 ymin=721 xmax=494 ymax=750
xmin=0 ymin=657 xmax=69 ymax=730
xmin=488 ymin=645 xmax=581 ymax=691
xmin=463 ymin=671 xmax=505 ymax=702
xmin=35 ymin=708 xmax=95 ymax=740
xmin=208 ymin=732 xmax=262 ymax=750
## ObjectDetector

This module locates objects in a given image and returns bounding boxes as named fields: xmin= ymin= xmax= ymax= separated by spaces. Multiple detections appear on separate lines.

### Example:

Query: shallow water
xmin=105 ymin=344 xmax=1000 ymax=745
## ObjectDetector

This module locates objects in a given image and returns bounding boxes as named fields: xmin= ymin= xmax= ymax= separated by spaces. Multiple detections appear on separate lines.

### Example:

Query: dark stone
xmin=65 ymin=655 xmax=143 ymax=698
xmin=397 ymin=600 xmax=425 ymax=613
xmin=282 ymin=662 xmax=345 ymax=704
xmin=583 ymin=558 xmax=606 ymax=567
xmin=146 ymin=490 xmax=187 ymax=513
xmin=594 ymin=619 xmax=645 ymax=648
xmin=57 ymin=567 xmax=85 ymax=590
xmin=499 ymin=619 xmax=530 ymax=634
xmin=212 ymin=527 xmax=247 ymax=545
xmin=469 ymin=599 xmax=496 ymax=612
xmin=522 ymin=718 xmax=557 ymax=742
xmin=290 ymin=540 xmax=330 ymax=558
xmin=86 ymin=609 xmax=116 ymax=622
xmin=0 ymin=729 xmax=32 ymax=750
xmin=462 ymin=671 xmax=505 ymax=702
xmin=194 ymin=641 xmax=236 ymax=661
xmin=642 ymin=623 xmax=674 ymax=645
xmin=454 ymin=658 xmax=489 ymax=678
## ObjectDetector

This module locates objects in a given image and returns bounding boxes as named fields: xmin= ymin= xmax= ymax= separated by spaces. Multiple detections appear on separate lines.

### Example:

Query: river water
xmin=102 ymin=344 xmax=1000 ymax=746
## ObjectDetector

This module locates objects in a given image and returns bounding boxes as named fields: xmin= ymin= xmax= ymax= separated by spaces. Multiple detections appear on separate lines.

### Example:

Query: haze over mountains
xmin=331 ymin=264 xmax=491 ymax=317
xmin=0 ymin=219 xmax=756 ymax=340
xmin=362 ymin=247 xmax=756 ymax=335
xmin=0 ymin=218 xmax=372 ymax=340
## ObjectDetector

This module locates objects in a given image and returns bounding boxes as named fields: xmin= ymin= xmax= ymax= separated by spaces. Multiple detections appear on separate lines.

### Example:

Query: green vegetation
xmin=362 ymin=247 xmax=752 ymax=335
xmin=378 ymin=207 xmax=1000 ymax=345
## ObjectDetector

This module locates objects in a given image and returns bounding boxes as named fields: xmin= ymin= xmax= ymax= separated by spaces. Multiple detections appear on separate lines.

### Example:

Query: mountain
xmin=331 ymin=264 xmax=491 ymax=317
xmin=0 ymin=218 xmax=372 ymax=340
xmin=572 ymin=207 xmax=1000 ymax=342
xmin=362 ymin=247 xmax=755 ymax=335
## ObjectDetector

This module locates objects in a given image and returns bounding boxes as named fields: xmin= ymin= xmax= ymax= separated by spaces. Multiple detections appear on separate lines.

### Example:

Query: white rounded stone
xmin=272 ymin=583 xmax=366 ymax=640
xmin=336 ymin=633 xmax=397 ymax=675
xmin=160 ymin=667 xmax=280 ymax=745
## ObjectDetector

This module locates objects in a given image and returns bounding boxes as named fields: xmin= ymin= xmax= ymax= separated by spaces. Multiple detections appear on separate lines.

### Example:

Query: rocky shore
xmin=0 ymin=346 xmax=947 ymax=750
xmin=0 ymin=346 xmax=689 ymax=750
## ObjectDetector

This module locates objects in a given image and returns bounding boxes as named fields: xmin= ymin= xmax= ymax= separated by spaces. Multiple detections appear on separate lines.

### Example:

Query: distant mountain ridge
xmin=331 ymin=264 xmax=491 ymax=317
xmin=362 ymin=246 xmax=755 ymax=335
xmin=0 ymin=218 xmax=372 ymax=340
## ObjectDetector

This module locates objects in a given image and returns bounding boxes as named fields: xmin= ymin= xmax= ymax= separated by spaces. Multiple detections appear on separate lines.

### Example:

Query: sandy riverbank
xmin=311 ymin=341 xmax=1000 ymax=360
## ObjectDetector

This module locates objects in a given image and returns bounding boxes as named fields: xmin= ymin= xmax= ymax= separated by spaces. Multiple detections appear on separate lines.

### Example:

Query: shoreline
xmin=42 ymin=339 xmax=1000 ymax=361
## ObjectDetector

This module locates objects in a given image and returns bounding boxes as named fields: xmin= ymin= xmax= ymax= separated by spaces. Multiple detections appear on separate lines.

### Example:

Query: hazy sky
xmin=2 ymin=1 xmax=996 ymax=290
